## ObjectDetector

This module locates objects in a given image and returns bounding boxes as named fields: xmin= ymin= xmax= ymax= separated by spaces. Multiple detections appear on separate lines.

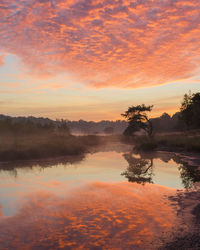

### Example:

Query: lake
xmin=0 ymin=143 xmax=199 ymax=249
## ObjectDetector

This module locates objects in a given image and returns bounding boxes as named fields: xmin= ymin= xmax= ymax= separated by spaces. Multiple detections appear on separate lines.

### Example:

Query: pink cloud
xmin=0 ymin=1 xmax=200 ymax=88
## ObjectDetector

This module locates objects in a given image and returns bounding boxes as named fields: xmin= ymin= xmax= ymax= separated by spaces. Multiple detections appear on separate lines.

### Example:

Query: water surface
xmin=0 ymin=143 xmax=199 ymax=249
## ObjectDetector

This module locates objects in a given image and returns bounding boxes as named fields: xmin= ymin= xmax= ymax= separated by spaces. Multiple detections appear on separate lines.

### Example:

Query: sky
xmin=0 ymin=0 xmax=200 ymax=121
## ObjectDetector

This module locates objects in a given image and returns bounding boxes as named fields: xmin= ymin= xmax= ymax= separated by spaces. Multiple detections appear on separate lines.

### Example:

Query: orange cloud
xmin=0 ymin=82 xmax=22 ymax=88
xmin=0 ymin=55 xmax=5 ymax=67
xmin=0 ymin=182 xmax=179 ymax=249
xmin=38 ymin=83 xmax=65 ymax=90
xmin=0 ymin=1 xmax=200 ymax=88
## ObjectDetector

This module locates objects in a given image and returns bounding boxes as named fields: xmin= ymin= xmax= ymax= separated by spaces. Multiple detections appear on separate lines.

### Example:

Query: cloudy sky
xmin=0 ymin=0 xmax=200 ymax=121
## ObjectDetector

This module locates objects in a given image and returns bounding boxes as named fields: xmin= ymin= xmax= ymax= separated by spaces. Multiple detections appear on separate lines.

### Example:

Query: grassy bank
xmin=122 ymin=132 xmax=200 ymax=152
xmin=1 ymin=131 xmax=199 ymax=161
xmin=0 ymin=132 xmax=102 ymax=161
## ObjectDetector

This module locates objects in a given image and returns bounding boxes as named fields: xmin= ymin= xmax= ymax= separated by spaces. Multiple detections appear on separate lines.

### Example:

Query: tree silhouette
xmin=121 ymin=104 xmax=153 ymax=137
xmin=180 ymin=91 xmax=200 ymax=129
xmin=180 ymin=91 xmax=193 ymax=130
xmin=191 ymin=92 xmax=200 ymax=128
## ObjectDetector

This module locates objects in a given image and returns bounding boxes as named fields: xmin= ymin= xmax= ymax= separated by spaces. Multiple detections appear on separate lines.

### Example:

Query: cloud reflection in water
xmin=0 ymin=181 xmax=177 ymax=249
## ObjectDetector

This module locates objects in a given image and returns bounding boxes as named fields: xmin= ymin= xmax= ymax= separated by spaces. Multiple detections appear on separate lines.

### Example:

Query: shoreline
xmin=127 ymin=132 xmax=200 ymax=154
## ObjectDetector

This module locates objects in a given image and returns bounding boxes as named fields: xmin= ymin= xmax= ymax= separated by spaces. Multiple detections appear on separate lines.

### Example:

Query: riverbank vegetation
xmin=123 ymin=131 xmax=200 ymax=152
xmin=0 ymin=118 xmax=102 ymax=161
xmin=0 ymin=132 xmax=103 ymax=161
xmin=0 ymin=133 xmax=101 ymax=161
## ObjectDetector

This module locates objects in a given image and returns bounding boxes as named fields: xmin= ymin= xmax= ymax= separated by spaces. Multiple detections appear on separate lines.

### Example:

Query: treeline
xmin=0 ymin=114 xmax=179 ymax=135
xmin=0 ymin=113 xmax=187 ymax=135
xmin=0 ymin=115 xmax=70 ymax=135
xmin=0 ymin=113 xmax=180 ymax=135
xmin=0 ymin=91 xmax=199 ymax=135
xmin=0 ymin=115 xmax=127 ymax=135
xmin=67 ymin=120 xmax=127 ymax=134
xmin=151 ymin=112 xmax=180 ymax=132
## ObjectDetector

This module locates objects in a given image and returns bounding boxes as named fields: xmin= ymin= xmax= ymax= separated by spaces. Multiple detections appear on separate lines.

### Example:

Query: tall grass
xmin=155 ymin=134 xmax=200 ymax=152
xmin=122 ymin=131 xmax=200 ymax=152
xmin=0 ymin=132 xmax=102 ymax=161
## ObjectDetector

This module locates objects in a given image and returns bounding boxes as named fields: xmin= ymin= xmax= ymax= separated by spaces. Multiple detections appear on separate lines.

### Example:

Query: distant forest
xmin=0 ymin=111 xmax=182 ymax=135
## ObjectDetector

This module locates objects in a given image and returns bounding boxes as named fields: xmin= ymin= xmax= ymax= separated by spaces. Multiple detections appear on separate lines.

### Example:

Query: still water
xmin=0 ymin=143 xmax=199 ymax=249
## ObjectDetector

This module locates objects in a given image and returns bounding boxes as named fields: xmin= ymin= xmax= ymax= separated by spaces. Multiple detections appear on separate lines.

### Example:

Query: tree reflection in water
xmin=178 ymin=162 xmax=200 ymax=189
xmin=121 ymin=152 xmax=154 ymax=184
xmin=0 ymin=146 xmax=199 ymax=189
xmin=122 ymin=150 xmax=200 ymax=188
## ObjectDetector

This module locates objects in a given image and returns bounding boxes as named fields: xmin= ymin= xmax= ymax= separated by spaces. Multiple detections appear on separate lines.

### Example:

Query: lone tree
xmin=121 ymin=104 xmax=153 ymax=137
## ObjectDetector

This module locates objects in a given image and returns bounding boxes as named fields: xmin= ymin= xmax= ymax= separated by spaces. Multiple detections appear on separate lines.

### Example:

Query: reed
xmin=0 ymin=132 xmax=101 ymax=161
